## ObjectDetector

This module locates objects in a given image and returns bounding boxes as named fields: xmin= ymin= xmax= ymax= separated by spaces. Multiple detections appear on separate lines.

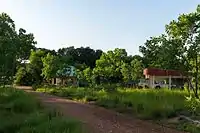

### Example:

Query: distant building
xmin=138 ymin=68 xmax=191 ymax=89
xmin=51 ymin=65 xmax=77 ymax=86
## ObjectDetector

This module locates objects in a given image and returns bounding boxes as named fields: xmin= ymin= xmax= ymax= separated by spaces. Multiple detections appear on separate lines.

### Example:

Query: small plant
xmin=185 ymin=95 xmax=200 ymax=115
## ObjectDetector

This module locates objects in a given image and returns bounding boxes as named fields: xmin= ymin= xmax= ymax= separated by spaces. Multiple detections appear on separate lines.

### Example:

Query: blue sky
xmin=0 ymin=0 xmax=199 ymax=55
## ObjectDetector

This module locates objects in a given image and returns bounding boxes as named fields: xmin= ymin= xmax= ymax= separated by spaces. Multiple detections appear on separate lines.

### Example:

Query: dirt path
xmin=21 ymin=87 xmax=185 ymax=133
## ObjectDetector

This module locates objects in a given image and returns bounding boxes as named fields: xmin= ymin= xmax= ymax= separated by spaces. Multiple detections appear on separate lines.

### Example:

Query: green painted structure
xmin=56 ymin=65 xmax=76 ymax=77
xmin=52 ymin=65 xmax=77 ymax=86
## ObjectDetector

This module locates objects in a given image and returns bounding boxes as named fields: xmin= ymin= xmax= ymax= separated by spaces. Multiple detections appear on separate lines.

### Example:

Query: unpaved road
xmin=20 ymin=87 xmax=185 ymax=133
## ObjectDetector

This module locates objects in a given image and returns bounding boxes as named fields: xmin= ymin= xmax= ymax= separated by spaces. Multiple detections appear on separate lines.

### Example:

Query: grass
xmin=37 ymin=87 xmax=191 ymax=119
xmin=0 ymin=87 xmax=85 ymax=133
xmin=37 ymin=86 xmax=200 ymax=133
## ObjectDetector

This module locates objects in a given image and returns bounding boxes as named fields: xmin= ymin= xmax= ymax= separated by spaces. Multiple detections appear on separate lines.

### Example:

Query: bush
xmin=14 ymin=67 xmax=34 ymax=86
xmin=185 ymin=96 xmax=200 ymax=116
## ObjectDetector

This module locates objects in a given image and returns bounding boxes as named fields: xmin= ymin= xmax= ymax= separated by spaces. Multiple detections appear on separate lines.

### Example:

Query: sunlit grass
xmin=0 ymin=87 xmax=85 ymax=133
xmin=36 ymin=86 xmax=200 ymax=133
xmin=37 ymin=86 xmax=192 ymax=119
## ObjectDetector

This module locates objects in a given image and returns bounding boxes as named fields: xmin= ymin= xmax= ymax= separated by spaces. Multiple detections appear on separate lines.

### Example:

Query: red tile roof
xmin=143 ymin=68 xmax=187 ymax=76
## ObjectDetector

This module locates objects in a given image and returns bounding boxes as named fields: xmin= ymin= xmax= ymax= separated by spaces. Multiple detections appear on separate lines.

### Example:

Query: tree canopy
xmin=0 ymin=13 xmax=36 ymax=85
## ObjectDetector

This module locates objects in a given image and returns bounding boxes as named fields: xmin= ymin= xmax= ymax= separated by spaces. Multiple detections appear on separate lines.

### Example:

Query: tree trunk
xmin=195 ymin=54 xmax=199 ymax=98
xmin=11 ymin=56 xmax=16 ymax=86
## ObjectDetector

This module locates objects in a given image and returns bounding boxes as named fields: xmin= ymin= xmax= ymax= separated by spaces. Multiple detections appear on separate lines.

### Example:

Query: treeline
xmin=1 ymin=5 xmax=200 ymax=92
xmin=15 ymin=46 xmax=104 ymax=85
xmin=15 ymin=46 xmax=144 ymax=86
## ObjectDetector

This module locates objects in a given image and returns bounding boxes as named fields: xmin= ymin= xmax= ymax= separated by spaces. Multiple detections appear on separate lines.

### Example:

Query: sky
xmin=0 ymin=0 xmax=199 ymax=55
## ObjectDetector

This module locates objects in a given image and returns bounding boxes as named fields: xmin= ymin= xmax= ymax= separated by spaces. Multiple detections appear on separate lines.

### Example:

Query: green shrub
xmin=177 ymin=123 xmax=200 ymax=133
xmin=185 ymin=96 xmax=200 ymax=116
xmin=0 ymin=87 xmax=40 ymax=113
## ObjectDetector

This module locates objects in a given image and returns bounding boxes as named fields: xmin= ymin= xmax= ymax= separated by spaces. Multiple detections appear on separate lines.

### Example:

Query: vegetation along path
xmin=19 ymin=87 xmax=185 ymax=133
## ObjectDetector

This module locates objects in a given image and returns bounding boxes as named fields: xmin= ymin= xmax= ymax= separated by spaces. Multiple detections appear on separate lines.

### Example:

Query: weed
xmin=0 ymin=87 xmax=85 ymax=133
xmin=36 ymin=86 xmax=200 ymax=133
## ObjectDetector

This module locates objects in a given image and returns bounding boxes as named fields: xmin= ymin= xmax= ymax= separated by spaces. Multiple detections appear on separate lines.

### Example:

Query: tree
xmin=131 ymin=59 xmax=144 ymax=80
xmin=37 ymin=48 xmax=57 ymax=56
xmin=0 ymin=13 xmax=36 ymax=85
xmin=14 ymin=66 xmax=33 ymax=85
xmin=121 ymin=58 xmax=144 ymax=82
xmin=0 ymin=13 xmax=18 ymax=85
xmin=165 ymin=5 xmax=200 ymax=97
xmin=57 ymin=46 xmax=102 ymax=68
xmin=93 ymin=48 xmax=127 ymax=83
xmin=121 ymin=63 xmax=132 ymax=82
xmin=139 ymin=35 xmax=184 ymax=70
xmin=17 ymin=28 xmax=36 ymax=62
xmin=27 ymin=49 xmax=48 ymax=84
xmin=83 ymin=67 xmax=93 ymax=84
xmin=139 ymin=5 xmax=200 ymax=96
xmin=42 ymin=53 xmax=59 ymax=81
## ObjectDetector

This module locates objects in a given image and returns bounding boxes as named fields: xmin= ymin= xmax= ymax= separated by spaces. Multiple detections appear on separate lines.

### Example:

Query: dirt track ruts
xmin=20 ymin=87 xmax=186 ymax=133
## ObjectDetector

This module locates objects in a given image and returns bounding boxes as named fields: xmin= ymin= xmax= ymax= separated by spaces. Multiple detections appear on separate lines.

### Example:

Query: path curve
xmin=21 ymin=87 xmax=186 ymax=133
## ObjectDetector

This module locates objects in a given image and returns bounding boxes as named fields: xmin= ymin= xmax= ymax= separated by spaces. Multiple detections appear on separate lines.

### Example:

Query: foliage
xmin=27 ymin=49 xmax=48 ymax=84
xmin=185 ymin=96 xmax=200 ymax=115
xmin=165 ymin=6 xmax=200 ymax=97
xmin=37 ymin=87 xmax=194 ymax=119
xmin=121 ymin=58 xmax=144 ymax=82
xmin=17 ymin=28 xmax=36 ymax=61
xmin=0 ymin=87 xmax=85 ymax=133
xmin=37 ymin=86 xmax=200 ymax=133
xmin=57 ymin=46 xmax=103 ymax=68
xmin=120 ymin=62 xmax=132 ymax=82
xmin=83 ymin=67 xmax=93 ymax=84
xmin=14 ymin=49 xmax=58 ymax=86
xmin=139 ymin=35 xmax=184 ymax=70
xmin=139 ymin=5 xmax=200 ymax=97
xmin=0 ymin=13 xmax=36 ymax=85
xmin=177 ymin=122 xmax=200 ymax=133
xmin=93 ymin=48 xmax=127 ymax=83
xmin=42 ymin=53 xmax=59 ymax=80
xmin=131 ymin=59 xmax=144 ymax=80
xmin=14 ymin=67 xmax=33 ymax=86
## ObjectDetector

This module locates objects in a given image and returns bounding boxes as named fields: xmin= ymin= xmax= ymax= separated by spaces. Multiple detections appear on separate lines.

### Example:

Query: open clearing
xmin=20 ymin=87 xmax=186 ymax=133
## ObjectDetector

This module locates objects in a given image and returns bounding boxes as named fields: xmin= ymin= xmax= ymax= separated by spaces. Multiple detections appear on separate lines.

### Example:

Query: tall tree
xmin=27 ymin=49 xmax=47 ymax=84
xmin=17 ymin=28 xmax=36 ymax=62
xmin=0 ymin=13 xmax=17 ymax=84
xmin=57 ymin=46 xmax=102 ymax=68
xmin=0 ymin=13 xmax=36 ymax=85
xmin=42 ymin=53 xmax=60 ymax=81
xmin=131 ymin=59 xmax=144 ymax=80
xmin=83 ymin=67 xmax=93 ymax=84
xmin=166 ymin=5 xmax=200 ymax=97
xmin=93 ymin=48 xmax=127 ymax=83
xmin=121 ymin=58 xmax=144 ymax=82
xmin=139 ymin=35 xmax=183 ymax=70
xmin=121 ymin=63 xmax=132 ymax=82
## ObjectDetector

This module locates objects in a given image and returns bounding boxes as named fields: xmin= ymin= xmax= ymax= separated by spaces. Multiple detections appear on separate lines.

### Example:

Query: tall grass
xmin=0 ymin=87 xmax=85 ymax=133
xmin=37 ymin=86 xmax=200 ymax=133
xmin=37 ymin=87 xmax=194 ymax=119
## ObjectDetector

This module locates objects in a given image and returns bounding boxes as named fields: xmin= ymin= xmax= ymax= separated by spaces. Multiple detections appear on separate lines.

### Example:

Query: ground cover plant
xmin=37 ymin=86 xmax=200 ymax=133
xmin=0 ymin=87 xmax=85 ymax=133
xmin=36 ymin=86 xmax=189 ymax=119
